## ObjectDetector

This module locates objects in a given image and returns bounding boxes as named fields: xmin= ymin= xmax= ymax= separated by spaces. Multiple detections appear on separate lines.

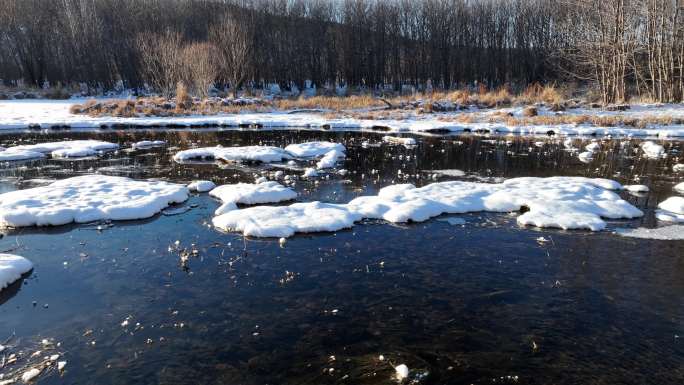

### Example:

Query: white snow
xmin=428 ymin=169 xmax=466 ymax=177
xmin=585 ymin=141 xmax=600 ymax=152
xmin=0 ymin=140 xmax=117 ymax=160
xmin=657 ymin=196 xmax=684 ymax=222
xmin=209 ymin=181 xmax=297 ymax=206
xmin=395 ymin=364 xmax=409 ymax=380
xmin=641 ymin=141 xmax=666 ymax=158
xmin=213 ymin=177 xmax=641 ymax=237
xmin=21 ymin=368 xmax=41 ymax=382
xmin=187 ymin=180 xmax=216 ymax=192
xmin=578 ymin=151 xmax=594 ymax=163
xmin=132 ymin=140 xmax=166 ymax=149
xmin=0 ymin=175 xmax=188 ymax=227
xmin=0 ymin=149 xmax=44 ymax=162
xmin=283 ymin=142 xmax=345 ymax=158
xmin=615 ymin=225 xmax=684 ymax=240
xmin=624 ymin=185 xmax=649 ymax=193
xmin=383 ymin=136 xmax=417 ymax=146
xmin=303 ymin=168 xmax=319 ymax=178
xmin=173 ymin=146 xmax=291 ymax=163
xmin=674 ymin=164 xmax=684 ymax=172
xmin=316 ymin=148 xmax=345 ymax=169
xmin=658 ymin=196 xmax=684 ymax=214
xmin=0 ymin=254 xmax=33 ymax=290
xmin=675 ymin=182 xmax=684 ymax=194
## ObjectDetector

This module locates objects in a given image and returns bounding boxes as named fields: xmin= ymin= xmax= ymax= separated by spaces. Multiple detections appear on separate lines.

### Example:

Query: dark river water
xmin=0 ymin=129 xmax=682 ymax=385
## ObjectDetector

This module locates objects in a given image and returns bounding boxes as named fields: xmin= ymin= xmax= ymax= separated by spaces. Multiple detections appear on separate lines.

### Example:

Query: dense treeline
xmin=0 ymin=0 xmax=682 ymax=103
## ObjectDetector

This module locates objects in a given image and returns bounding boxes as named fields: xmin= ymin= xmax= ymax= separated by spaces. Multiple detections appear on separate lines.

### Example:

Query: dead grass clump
xmin=476 ymin=87 xmax=512 ymax=108
xmin=113 ymin=100 xmax=136 ymax=117
xmin=522 ymin=106 xmax=538 ymax=117
xmin=175 ymin=82 xmax=192 ymax=111
xmin=516 ymin=83 xmax=564 ymax=105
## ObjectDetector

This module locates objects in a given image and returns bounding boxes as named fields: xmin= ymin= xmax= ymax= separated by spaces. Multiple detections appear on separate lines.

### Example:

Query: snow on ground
xmin=187 ymin=180 xmax=216 ymax=192
xmin=0 ymin=175 xmax=188 ymax=227
xmin=212 ymin=177 xmax=642 ymax=238
xmin=173 ymin=146 xmax=291 ymax=163
xmin=0 ymin=254 xmax=33 ymax=290
xmin=209 ymin=181 xmax=297 ymax=208
xmin=2 ymin=99 xmax=684 ymax=138
xmin=132 ymin=140 xmax=166 ymax=149
xmin=615 ymin=225 xmax=684 ymax=240
xmin=0 ymin=140 xmax=118 ymax=161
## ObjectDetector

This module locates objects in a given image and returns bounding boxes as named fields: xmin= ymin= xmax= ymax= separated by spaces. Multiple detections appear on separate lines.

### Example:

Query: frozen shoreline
xmin=2 ymin=99 xmax=684 ymax=138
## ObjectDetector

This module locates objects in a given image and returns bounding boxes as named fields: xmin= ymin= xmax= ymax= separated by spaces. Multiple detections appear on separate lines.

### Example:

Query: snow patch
xmin=187 ymin=180 xmax=216 ymax=192
xmin=0 ymin=175 xmax=188 ymax=227
xmin=0 ymin=140 xmax=117 ymax=161
xmin=173 ymin=146 xmax=291 ymax=163
xmin=132 ymin=140 xmax=166 ymax=149
xmin=284 ymin=142 xmax=345 ymax=158
xmin=209 ymin=181 xmax=297 ymax=206
xmin=624 ymin=185 xmax=649 ymax=193
xmin=213 ymin=177 xmax=642 ymax=237
xmin=641 ymin=141 xmax=666 ymax=158
xmin=0 ymin=254 xmax=33 ymax=290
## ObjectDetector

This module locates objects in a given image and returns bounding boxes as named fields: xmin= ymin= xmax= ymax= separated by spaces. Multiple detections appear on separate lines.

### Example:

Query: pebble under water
xmin=0 ymin=129 xmax=682 ymax=385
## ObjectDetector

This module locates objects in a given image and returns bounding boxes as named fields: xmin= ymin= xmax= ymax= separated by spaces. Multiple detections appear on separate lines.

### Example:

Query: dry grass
xmin=494 ymin=113 xmax=683 ymax=128
xmin=274 ymin=95 xmax=385 ymax=111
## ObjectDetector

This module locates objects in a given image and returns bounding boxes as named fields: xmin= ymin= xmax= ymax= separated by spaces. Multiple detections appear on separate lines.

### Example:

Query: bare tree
xmin=136 ymin=30 xmax=183 ymax=97
xmin=209 ymin=13 xmax=253 ymax=98
xmin=181 ymin=42 xmax=219 ymax=98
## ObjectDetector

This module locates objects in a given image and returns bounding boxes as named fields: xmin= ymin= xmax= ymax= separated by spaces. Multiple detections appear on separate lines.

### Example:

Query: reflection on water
xmin=0 ymin=129 xmax=682 ymax=384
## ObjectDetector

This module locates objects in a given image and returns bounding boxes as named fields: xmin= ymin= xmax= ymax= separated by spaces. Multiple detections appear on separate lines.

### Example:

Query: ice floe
xmin=173 ymin=145 xmax=291 ymax=163
xmin=383 ymin=136 xmax=417 ymax=146
xmin=0 ymin=254 xmax=33 ymax=290
xmin=0 ymin=175 xmax=188 ymax=227
xmin=213 ymin=177 xmax=642 ymax=237
xmin=209 ymin=181 xmax=297 ymax=206
xmin=187 ymin=180 xmax=216 ymax=192
xmin=132 ymin=140 xmax=166 ymax=149
xmin=283 ymin=141 xmax=345 ymax=158
xmin=615 ymin=225 xmax=684 ymax=240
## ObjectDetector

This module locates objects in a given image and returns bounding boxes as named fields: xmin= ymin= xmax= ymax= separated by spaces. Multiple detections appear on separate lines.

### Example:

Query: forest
xmin=0 ymin=0 xmax=682 ymax=104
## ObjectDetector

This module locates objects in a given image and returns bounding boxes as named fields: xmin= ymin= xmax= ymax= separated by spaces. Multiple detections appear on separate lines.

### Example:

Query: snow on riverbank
xmin=212 ymin=176 xmax=642 ymax=237
xmin=2 ymin=99 xmax=684 ymax=138
xmin=0 ymin=175 xmax=188 ymax=227
xmin=0 ymin=254 xmax=33 ymax=290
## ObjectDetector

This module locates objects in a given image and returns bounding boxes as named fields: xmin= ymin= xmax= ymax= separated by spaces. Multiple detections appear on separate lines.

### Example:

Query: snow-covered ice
xmin=383 ymin=136 xmax=417 ymax=146
xmin=283 ymin=142 xmax=345 ymax=158
xmin=0 ymin=254 xmax=33 ymax=290
xmin=657 ymin=196 xmax=684 ymax=222
xmin=316 ymin=148 xmax=345 ymax=169
xmin=132 ymin=140 xmax=166 ymax=149
xmin=675 ymin=182 xmax=684 ymax=194
xmin=303 ymin=168 xmax=319 ymax=178
xmin=624 ymin=185 xmax=649 ymax=193
xmin=213 ymin=177 xmax=642 ymax=237
xmin=0 ymin=175 xmax=188 ymax=227
xmin=615 ymin=225 xmax=684 ymax=240
xmin=0 ymin=140 xmax=117 ymax=160
xmin=173 ymin=146 xmax=291 ymax=163
xmin=187 ymin=180 xmax=216 ymax=192
xmin=641 ymin=141 xmax=666 ymax=158
xmin=209 ymin=181 xmax=297 ymax=205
